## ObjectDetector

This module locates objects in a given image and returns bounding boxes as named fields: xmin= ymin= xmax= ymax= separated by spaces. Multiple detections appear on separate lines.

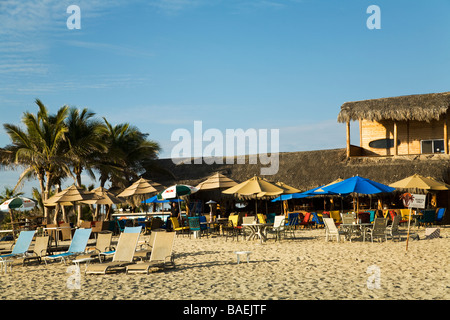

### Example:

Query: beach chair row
xmin=0 ymin=227 xmax=175 ymax=275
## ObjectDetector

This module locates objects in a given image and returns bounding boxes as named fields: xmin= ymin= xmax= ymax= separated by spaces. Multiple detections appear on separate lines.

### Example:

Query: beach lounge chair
xmin=126 ymin=231 xmax=176 ymax=274
xmin=188 ymin=217 xmax=208 ymax=238
xmin=367 ymin=210 xmax=377 ymax=223
xmin=268 ymin=215 xmax=285 ymax=241
xmin=299 ymin=212 xmax=313 ymax=228
xmin=223 ymin=220 xmax=239 ymax=241
xmin=323 ymin=218 xmax=346 ymax=242
xmin=169 ymin=217 xmax=189 ymax=236
xmin=399 ymin=209 xmax=411 ymax=224
xmin=285 ymin=213 xmax=298 ymax=238
xmin=385 ymin=214 xmax=401 ymax=241
xmin=0 ymin=230 xmax=36 ymax=261
xmin=43 ymin=228 xmax=92 ymax=265
xmin=257 ymin=214 xmax=266 ymax=224
xmin=124 ymin=226 xmax=142 ymax=233
xmin=76 ymin=232 xmax=114 ymax=262
xmin=365 ymin=218 xmax=387 ymax=243
xmin=266 ymin=213 xmax=276 ymax=224
xmin=418 ymin=209 xmax=436 ymax=227
xmin=85 ymin=232 xmax=140 ymax=275
xmin=329 ymin=211 xmax=341 ymax=224
xmin=114 ymin=218 xmax=126 ymax=234
xmin=133 ymin=230 xmax=161 ymax=261
xmin=22 ymin=235 xmax=50 ymax=266
xmin=311 ymin=212 xmax=324 ymax=228
xmin=435 ymin=208 xmax=446 ymax=224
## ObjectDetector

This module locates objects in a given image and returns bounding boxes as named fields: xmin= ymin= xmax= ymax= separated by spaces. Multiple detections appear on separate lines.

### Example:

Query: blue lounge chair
xmin=44 ymin=228 xmax=92 ymax=265
xmin=436 ymin=208 xmax=446 ymax=224
xmin=367 ymin=210 xmax=376 ymax=223
xmin=311 ymin=212 xmax=324 ymax=228
xmin=0 ymin=230 xmax=36 ymax=261
xmin=124 ymin=226 xmax=142 ymax=233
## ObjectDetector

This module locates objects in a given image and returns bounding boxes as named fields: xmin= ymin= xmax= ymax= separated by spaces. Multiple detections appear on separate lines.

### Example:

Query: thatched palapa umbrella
xmin=195 ymin=172 xmax=238 ymax=190
xmin=81 ymin=186 xmax=125 ymax=220
xmin=117 ymin=178 xmax=161 ymax=197
xmin=45 ymin=185 xmax=101 ymax=226
xmin=389 ymin=174 xmax=449 ymax=251
xmin=195 ymin=172 xmax=238 ymax=216
xmin=222 ymin=176 xmax=284 ymax=214
xmin=389 ymin=174 xmax=450 ymax=191
xmin=117 ymin=178 xmax=162 ymax=211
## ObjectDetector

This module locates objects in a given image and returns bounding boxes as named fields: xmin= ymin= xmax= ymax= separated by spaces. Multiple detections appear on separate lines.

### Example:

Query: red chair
xmin=299 ymin=212 xmax=312 ymax=228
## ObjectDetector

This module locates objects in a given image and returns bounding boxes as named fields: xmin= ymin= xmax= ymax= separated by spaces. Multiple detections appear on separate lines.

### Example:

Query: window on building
xmin=421 ymin=139 xmax=444 ymax=154
xmin=369 ymin=139 xmax=398 ymax=149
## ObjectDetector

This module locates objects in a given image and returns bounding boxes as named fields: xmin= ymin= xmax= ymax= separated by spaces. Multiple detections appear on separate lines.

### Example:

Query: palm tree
xmin=2 ymin=99 xmax=71 ymax=222
xmin=64 ymin=107 xmax=106 ymax=187
xmin=92 ymin=118 xmax=161 ymax=220
xmin=0 ymin=186 xmax=25 ymax=232
xmin=0 ymin=186 xmax=24 ymax=203
xmin=95 ymin=118 xmax=161 ymax=188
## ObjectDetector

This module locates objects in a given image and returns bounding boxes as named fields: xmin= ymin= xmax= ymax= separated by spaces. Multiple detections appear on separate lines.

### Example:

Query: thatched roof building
xmin=337 ymin=91 xmax=450 ymax=157
xmin=338 ymin=91 xmax=450 ymax=123
xmin=147 ymin=148 xmax=450 ymax=191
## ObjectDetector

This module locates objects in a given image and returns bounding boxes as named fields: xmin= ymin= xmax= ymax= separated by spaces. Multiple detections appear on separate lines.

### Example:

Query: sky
xmin=0 ymin=0 xmax=449 ymax=197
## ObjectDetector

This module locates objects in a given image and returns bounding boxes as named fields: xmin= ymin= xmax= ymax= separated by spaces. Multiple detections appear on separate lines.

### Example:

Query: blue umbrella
xmin=271 ymin=193 xmax=308 ymax=202
xmin=320 ymin=176 xmax=395 ymax=195
xmin=301 ymin=178 xmax=346 ymax=196
xmin=142 ymin=195 xmax=183 ymax=204
xmin=320 ymin=176 xmax=395 ymax=212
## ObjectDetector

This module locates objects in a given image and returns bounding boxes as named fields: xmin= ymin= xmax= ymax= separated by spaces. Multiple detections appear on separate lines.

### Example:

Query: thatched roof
xmin=145 ymin=149 xmax=450 ymax=192
xmin=338 ymin=91 xmax=450 ymax=123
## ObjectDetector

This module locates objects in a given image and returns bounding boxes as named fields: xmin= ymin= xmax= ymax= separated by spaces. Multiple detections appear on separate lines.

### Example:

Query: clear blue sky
xmin=1 ymin=0 xmax=449 ymax=197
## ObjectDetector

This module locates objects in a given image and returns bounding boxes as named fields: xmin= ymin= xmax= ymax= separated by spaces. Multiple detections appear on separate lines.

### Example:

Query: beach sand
xmin=0 ymin=226 xmax=449 ymax=300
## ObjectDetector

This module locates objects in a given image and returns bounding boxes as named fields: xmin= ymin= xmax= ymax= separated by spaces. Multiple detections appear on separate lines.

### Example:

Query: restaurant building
xmin=337 ymin=91 xmax=450 ymax=158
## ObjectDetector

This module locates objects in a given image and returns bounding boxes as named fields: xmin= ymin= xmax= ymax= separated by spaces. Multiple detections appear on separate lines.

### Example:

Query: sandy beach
xmin=1 ymin=226 xmax=449 ymax=301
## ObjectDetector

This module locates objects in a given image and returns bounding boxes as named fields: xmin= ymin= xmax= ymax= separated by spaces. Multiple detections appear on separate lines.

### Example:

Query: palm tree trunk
xmin=62 ymin=205 xmax=68 ymax=222
xmin=75 ymin=169 xmax=83 ymax=227
xmin=44 ymin=171 xmax=52 ymax=224
xmin=53 ymin=203 xmax=60 ymax=224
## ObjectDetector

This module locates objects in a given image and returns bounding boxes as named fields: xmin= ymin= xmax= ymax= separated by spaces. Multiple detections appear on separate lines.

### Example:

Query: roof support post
xmin=393 ymin=121 xmax=398 ymax=156
xmin=346 ymin=121 xmax=351 ymax=158
xmin=444 ymin=113 xmax=448 ymax=154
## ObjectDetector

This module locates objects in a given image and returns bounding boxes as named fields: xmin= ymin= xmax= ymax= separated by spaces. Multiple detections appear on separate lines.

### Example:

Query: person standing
xmin=167 ymin=202 xmax=180 ymax=231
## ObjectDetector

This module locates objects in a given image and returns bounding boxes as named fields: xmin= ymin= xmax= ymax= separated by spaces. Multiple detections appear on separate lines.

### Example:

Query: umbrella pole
xmin=406 ymin=208 xmax=412 ymax=252
xmin=9 ymin=209 xmax=15 ymax=236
